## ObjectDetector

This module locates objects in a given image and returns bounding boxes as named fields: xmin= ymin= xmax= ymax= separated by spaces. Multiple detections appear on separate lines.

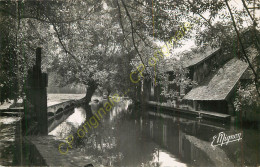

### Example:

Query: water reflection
xmin=50 ymin=99 xmax=260 ymax=166
xmin=150 ymin=150 xmax=187 ymax=167
xmin=49 ymin=107 xmax=86 ymax=139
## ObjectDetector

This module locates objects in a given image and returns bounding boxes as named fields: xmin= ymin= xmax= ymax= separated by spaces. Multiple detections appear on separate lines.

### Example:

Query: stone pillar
xmin=26 ymin=48 xmax=48 ymax=135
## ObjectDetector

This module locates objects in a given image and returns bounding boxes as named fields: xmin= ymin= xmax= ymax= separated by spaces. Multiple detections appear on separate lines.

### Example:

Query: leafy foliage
xmin=0 ymin=0 xmax=260 ymax=107
xmin=0 ymin=9 xmax=19 ymax=103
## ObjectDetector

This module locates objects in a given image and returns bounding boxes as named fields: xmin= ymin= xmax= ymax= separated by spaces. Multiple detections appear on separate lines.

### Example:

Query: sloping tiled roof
xmin=183 ymin=57 xmax=248 ymax=101
xmin=164 ymin=46 xmax=220 ymax=72
xmin=182 ymin=47 xmax=220 ymax=68
xmin=183 ymin=45 xmax=258 ymax=101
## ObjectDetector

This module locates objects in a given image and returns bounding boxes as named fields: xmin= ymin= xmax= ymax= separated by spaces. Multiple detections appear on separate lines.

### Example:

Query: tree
xmin=1 ymin=0 xmax=259 ymax=108
xmin=0 ymin=0 xmax=190 ymax=104
xmin=0 ymin=6 xmax=19 ymax=103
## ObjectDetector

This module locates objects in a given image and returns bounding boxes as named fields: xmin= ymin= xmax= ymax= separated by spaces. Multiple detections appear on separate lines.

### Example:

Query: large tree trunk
xmin=84 ymin=80 xmax=98 ymax=104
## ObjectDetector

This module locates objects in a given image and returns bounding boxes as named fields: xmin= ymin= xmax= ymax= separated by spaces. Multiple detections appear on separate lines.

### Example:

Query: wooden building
xmin=146 ymin=44 xmax=258 ymax=115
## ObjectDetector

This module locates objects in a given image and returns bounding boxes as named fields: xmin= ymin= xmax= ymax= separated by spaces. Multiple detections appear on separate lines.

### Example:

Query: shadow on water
xmin=0 ymin=97 xmax=258 ymax=166
xmin=44 ymin=99 xmax=260 ymax=166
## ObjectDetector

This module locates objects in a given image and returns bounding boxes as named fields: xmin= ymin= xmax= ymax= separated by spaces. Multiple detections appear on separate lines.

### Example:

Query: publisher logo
xmin=211 ymin=132 xmax=242 ymax=150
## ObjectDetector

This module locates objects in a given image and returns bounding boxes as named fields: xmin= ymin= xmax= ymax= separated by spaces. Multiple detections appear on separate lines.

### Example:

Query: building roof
xmin=181 ymin=46 xmax=220 ymax=68
xmin=183 ymin=58 xmax=248 ymax=101
xmin=164 ymin=46 xmax=220 ymax=72
xmin=183 ymin=45 xmax=258 ymax=101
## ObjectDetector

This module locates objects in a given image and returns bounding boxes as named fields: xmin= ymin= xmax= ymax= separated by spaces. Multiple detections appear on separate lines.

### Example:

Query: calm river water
xmin=0 ymin=98 xmax=259 ymax=166
xmin=50 ymin=99 xmax=260 ymax=166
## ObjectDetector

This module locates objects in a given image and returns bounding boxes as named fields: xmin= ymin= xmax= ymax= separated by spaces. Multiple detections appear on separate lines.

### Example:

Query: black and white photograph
xmin=0 ymin=0 xmax=260 ymax=166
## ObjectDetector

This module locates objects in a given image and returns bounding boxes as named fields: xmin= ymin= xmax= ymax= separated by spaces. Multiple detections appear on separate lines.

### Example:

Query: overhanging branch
xmin=121 ymin=0 xmax=150 ymax=76
xmin=225 ymin=0 xmax=260 ymax=96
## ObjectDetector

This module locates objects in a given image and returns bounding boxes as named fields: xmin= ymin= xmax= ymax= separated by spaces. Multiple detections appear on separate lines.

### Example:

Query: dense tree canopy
xmin=0 ymin=0 xmax=259 ymax=106
xmin=0 ymin=11 xmax=18 ymax=103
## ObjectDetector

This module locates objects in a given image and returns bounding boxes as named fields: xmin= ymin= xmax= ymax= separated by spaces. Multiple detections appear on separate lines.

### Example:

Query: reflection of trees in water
xmin=66 ymin=101 xmax=160 ymax=166
xmin=55 ymin=122 xmax=75 ymax=139
xmin=69 ymin=104 xmax=124 ymax=166
xmin=73 ymin=122 xmax=123 ymax=166
xmin=65 ymin=101 xmax=260 ymax=166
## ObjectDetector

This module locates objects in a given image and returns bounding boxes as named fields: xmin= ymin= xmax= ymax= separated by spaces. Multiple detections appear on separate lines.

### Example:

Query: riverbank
xmin=26 ymin=135 xmax=101 ymax=166
xmin=147 ymin=101 xmax=231 ymax=123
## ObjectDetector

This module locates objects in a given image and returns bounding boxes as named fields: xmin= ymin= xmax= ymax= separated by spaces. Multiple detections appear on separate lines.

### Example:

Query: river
xmin=0 ymin=97 xmax=259 ymax=166
xmin=50 ymin=98 xmax=260 ymax=166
